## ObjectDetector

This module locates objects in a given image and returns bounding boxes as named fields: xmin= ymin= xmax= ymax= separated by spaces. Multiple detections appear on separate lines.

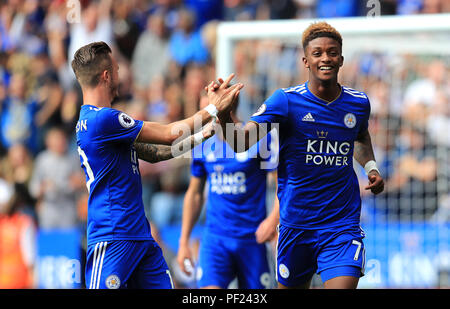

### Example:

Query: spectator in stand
xmin=316 ymin=0 xmax=361 ymax=17
xmin=199 ymin=21 xmax=218 ymax=63
xmin=111 ymin=0 xmax=142 ymax=62
xmin=145 ymin=75 xmax=171 ymax=123
xmin=396 ymin=0 xmax=423 ymax=14
xmin=146 ymin=0 xmax=183 ymax=33
xmin=0 ymin=71 xmax=40 ymax=155
xmin=263 ymin=0 xmax=299 ymax=19
xmin=44 ymin=0 xmax=71 ymax=91
xmin=383 ymin=121 xmax=438 ymax=221
xmin=184 ymin=0 xmax=224 ymax=29
xmin=66 ymin=0 xmax=114 ymax=88
xmin=168 ymin=8 xmax=209 ymax=68
xmin=131 ymin=12 xmax=170 ymax=98
xmin=0 ymin=182 xmax=36 ymax=289
xmin=31 ymin=49 xmax=65 ymax=146
xmin=0 ymin=143 xmax=34 ymax=189
xmin=402 ymin=59 xmax=446 ymax=129
xmin=182 ymin=64 xmax=208 ymax=117
xmin=401 ymin=57 xmax=449 ymax=213
xmin=223 ymin=0 xmax=260 ymax=21
xmin=29 ymin=127 xmax=85 ymax=229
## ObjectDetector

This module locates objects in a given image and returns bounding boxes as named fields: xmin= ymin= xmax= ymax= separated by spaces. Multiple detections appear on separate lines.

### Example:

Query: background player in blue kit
xmin=176 ymin=94 xmax=279 ymax=289
xmin=71 ymin=41 xmax=242 ymax=289
xmin=207 ymin=22 xmax=384 ymax=289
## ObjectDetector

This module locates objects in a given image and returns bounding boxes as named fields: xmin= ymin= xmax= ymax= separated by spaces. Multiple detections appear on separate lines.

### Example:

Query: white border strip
xmin=217 ymin=14 xmax=450 ymax=77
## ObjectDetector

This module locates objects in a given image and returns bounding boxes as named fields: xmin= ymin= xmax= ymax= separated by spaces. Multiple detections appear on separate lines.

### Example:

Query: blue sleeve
xmin=190 ymin=157 xmax=206 ymax=178
xmin=250 ymin=89 xmax=289 ymax=125
xmin=95 ymin=108 xmax=143 ymax=144
xmin=359 ymin=96 xmax=371 ymax=133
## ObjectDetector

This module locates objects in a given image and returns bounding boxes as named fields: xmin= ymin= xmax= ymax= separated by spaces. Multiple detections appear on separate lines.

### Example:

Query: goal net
xmin=216 ymin=14 xmax=450 ymax=288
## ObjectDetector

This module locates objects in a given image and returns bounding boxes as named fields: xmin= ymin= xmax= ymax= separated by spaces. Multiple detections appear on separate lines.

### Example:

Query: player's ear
xmin=101 ymin=69 xmax=110 ymax=83
xmin=302 ymin=56 xmax=309 ymax=69
xmin=339 ymin=55 xmax=344 ymax=67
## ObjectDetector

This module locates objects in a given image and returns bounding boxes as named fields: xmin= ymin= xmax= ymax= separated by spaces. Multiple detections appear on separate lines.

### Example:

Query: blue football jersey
xmin=250 ymin=82 xmax=371 ymax=230
xmin=191 ymin=131 xmax=278 ymax=240
xmin=76 ymin=105 xmax=151 ymax=245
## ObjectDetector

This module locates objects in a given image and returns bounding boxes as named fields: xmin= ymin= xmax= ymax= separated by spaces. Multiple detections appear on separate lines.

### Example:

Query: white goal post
xmin=216 ymin=13 xmax=450 ymax=78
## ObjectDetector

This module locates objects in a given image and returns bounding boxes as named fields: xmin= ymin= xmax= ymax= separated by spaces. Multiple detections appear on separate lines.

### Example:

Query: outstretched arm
xmin=218 ymin=117 xmax=266 ymax=153
xmin=133 ymin=143 xmax=172 ymax=164
xmin=177 ymin=176 xmax=206 ymax=275
xmin=133 ymin=121 xmax=215 ymax=163
xmin=354 ymin=129 xmax=384 ymax=194
xmin=206 ymin=78 xmax=266 ymax=153
xmin=137 ymin=74 xmax=242 ymax=145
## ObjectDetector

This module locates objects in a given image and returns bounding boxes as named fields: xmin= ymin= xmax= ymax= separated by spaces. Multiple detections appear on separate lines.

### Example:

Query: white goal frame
xmin=216 ymin=13 xmax=450 ymax=78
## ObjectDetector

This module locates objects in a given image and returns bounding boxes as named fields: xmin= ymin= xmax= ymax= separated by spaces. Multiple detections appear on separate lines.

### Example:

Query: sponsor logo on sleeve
xmin=252 ymin=104 xmax=266 ymax=117
xmin=118 ymin=112 xmax=135 ymax=128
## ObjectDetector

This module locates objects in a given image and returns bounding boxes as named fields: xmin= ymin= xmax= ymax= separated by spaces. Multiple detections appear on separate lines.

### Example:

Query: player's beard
xmin=109 ymin=80 xmax=119 ymax=101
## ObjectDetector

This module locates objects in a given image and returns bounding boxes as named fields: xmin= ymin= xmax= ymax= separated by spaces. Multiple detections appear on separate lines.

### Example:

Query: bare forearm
xmin=220 ymin=119 xmax=264 ymax=153
xmin=179 ymin=190 xmax=204 ymax=246
xmin=354 ymin=129 xmax=376 ymax=167
xmin=133 ymin=131 xmax=204 ymax=163
xmin=138 ymin=110 xmax=211 ymax=145
xmin=356 ymin=130 xmax=385 ymax=194
xmin=133 ymin=142 xmax=172 ymax=163
xmin=167 ymin=110 xmax=212 ymax=141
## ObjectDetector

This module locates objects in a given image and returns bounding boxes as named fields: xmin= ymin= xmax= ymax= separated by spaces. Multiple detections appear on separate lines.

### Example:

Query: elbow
xmin=225 ymin=135 xmax=251 ymax=153
xmin=164 ymin=125 xmax=185 ymax=145
xmin=139 ymin=122 xmax=181 ymax=145
xmin=158 ymin=131 xmax=178 ymax=146
xmin=168 ymin=134 xmax=180 ymax=146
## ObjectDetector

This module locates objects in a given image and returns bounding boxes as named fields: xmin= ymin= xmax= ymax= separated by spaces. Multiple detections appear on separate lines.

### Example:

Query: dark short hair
xmin=71 ymin=41 xmax=112 ymax=88
xmin=302 ymin=22 xmax=342 ymax=50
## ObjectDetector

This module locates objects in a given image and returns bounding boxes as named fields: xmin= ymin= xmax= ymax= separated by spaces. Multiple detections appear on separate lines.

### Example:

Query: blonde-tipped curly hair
xmin=301 ymin=22 xmax=342 ymax=50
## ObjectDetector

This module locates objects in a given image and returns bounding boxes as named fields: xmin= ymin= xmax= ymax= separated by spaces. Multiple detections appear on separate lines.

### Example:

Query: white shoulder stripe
xmin=343 ymin=90 xmax=367 ymax=99
xmin=343 ymin=87 xmax=367 ymax=97
xmin=342 ymin=86 xmax=361 ymax=93
xmin=283 ymin=84 xmax=306 ymax=93
xmin=89 ymin=107 xmax=103 ymax=111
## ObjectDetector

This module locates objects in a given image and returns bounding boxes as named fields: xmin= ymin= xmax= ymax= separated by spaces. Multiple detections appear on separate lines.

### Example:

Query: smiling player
xmin=207 ymin=22 xmax=384 ymax=289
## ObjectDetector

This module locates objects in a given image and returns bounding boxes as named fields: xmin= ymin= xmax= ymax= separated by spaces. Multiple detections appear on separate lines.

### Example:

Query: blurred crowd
xmin=0 ymin=0 xmax=449 ymax=288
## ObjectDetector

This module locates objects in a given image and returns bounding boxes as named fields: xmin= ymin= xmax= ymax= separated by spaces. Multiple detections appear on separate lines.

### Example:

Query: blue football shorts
xmin=197 ymin=232 xmax=275 ymax=289
xmin=85 ymin=239 xmax=173 ymax=289
xmin=276 ymin=224 xmax=366 ymax=287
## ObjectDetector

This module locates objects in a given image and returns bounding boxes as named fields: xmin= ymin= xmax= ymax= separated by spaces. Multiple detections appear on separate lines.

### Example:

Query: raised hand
xmin=205 ymin=73 xmax=243 ymax=120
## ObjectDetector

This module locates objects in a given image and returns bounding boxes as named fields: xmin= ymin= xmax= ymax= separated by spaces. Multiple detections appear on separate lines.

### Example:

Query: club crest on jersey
xmin=118 ymin=112 xmax=135 ymax=128
xmin=316 ymin=130 xmax=328 ymax=139
xmin=279 ymin=264 xmax=290 ymax=279
xmin=344 ymin=113 xmax=356 ymax=128
xmin=252 ymin=104 xmax=266 ymax=116
xmin=105 ymin=274 xmax=121 ymax=289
